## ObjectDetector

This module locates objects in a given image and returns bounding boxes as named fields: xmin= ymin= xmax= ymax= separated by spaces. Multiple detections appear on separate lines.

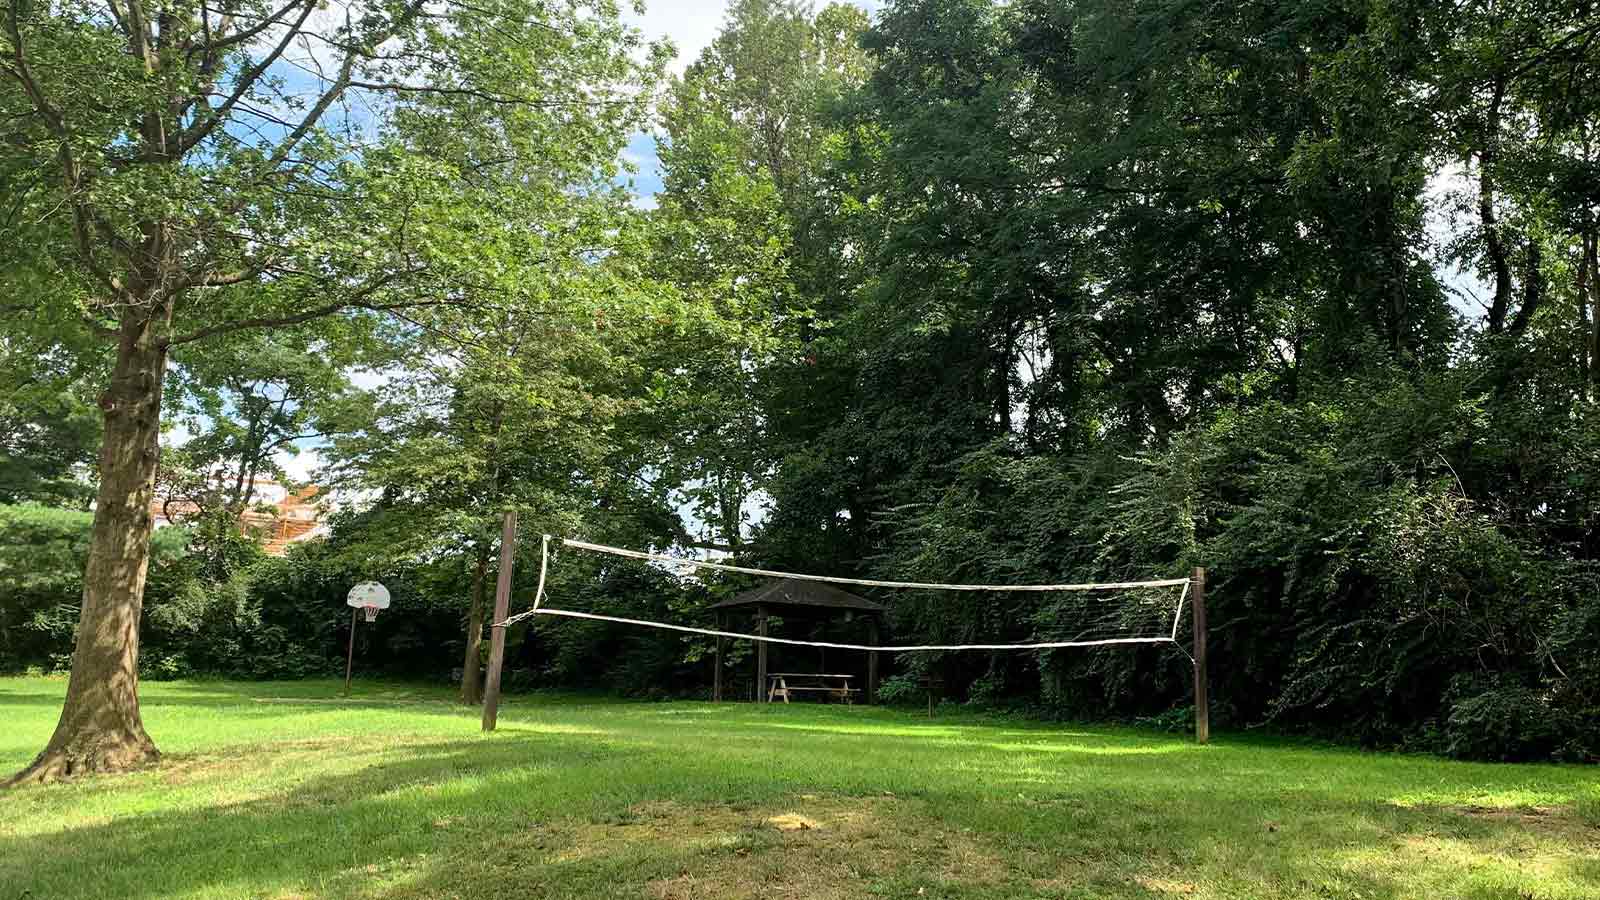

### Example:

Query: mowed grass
xmin=1 ymin=678 xmax=1597 ymax=899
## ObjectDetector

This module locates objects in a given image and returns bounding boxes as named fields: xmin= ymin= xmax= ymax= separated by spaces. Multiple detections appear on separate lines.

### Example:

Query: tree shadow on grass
xmin=0 ymin=730 xmax=639 ymax=899
xmin=4 ymin=726 xmax=1596 ymax=900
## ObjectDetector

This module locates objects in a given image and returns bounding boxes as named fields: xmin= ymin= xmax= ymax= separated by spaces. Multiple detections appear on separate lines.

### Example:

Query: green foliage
xmin=0 ymin=505 xmax=94 ymax=670
xmin=5 ymin=0 xmax=1600 ymax=768
xmin=0 ymin=503 xmax=192 ymax=672
xmin=0 ymin=339 xmax=100 ymax=508
xmin=1442 ymin=677 xmax=1574 ymax=763
xmin=873 ymin=673 xmax=922 ymax=706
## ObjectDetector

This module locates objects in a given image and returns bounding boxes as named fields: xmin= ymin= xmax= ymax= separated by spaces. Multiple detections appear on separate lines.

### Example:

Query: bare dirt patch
xmin=525 ymin=795 xmax=1011 ymax=899
xmin=1134 ymin=875 xmax=1199 ymax=895
xmin=1436 ymin=803 xmax=1600 ymax=840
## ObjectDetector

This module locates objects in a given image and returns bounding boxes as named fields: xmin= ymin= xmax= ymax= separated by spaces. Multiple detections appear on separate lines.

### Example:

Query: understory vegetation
xmin=4 ymin=0 xmax=1600 ymax=770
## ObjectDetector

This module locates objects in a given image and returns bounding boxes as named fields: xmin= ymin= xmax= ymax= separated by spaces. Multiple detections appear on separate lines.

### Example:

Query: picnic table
xmin=767 ymin=673 xmax=859 ymax=704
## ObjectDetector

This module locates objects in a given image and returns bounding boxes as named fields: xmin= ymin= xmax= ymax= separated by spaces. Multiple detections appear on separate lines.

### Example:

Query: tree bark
xmin=1479 ymin=80 xmax=1513 ymax=335
xmin=1586 ymin=232 xmax=1599 ymax=388
xmin=1578 ymin=234 xmax=1591 ymax=384
xmin=6 ymin=307 xmax=171 ymax=785
xmin=1508 ymin=238 xmax=1542 ymax=335
xmin=459 ymin=543 xmax=490 ymax=705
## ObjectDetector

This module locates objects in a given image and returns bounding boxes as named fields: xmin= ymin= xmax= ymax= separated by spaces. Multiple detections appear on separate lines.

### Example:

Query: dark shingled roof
xmin=709 ymin=578 xmax=886 ymax=615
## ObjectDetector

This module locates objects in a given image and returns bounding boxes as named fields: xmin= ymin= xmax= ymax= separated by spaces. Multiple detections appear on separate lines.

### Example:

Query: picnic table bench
xmin=767 ymin=673 xmax=859 ymax=704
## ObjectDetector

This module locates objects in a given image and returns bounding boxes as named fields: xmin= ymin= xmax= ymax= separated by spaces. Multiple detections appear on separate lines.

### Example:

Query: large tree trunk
xmin=7 ymin=308 xmax=171 ymax=785
xmin=460 ymin=543 xmax=490 ymax=705
xmin=1586 ymin=232 xmax=1599 ymax=388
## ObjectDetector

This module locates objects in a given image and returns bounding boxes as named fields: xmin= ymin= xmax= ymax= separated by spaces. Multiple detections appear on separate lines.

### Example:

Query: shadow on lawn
xmin=4 ymin=727 xmax=1596 ymax=899
xmin=0 ymin=730 xmax=626 ymax=899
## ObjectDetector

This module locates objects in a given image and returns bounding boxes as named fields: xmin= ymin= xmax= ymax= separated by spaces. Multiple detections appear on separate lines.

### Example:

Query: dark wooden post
xmin=866 ymin=616 xmax=880 ymax=704
xmin=1191 ymin=566 xmax=1209 ymax=744
xmin=343 ymin=607 xmax=357 ymax=697
xmin=480 ymin=510 xmax=518 ymax=732
xmin=756 ymin=605 xmax=769 ymax=703
xmin=713 ymin=612 xmax=725 ymax=702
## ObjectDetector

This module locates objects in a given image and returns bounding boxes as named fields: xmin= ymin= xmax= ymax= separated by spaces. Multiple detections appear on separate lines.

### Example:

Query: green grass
xmin=1 ymin=678 xmax=1596 ymax=899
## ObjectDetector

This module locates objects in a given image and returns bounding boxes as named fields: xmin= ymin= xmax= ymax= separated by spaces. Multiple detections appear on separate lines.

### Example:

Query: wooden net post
xmin=713 ymin=612 xmax=725 ymax=702
xmin=1191 ymin=565 xmax=1209 ymax=744
xmin=755 ymin=605 xmax=769 ymax=702
xmin=481 ymin=510 xmax=518 ymax=732
xmin=866 ymin=616 xmax=880 ymax=705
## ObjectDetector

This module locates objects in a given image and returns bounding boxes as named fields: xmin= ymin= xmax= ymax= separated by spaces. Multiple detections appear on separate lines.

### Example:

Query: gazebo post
xmin=756 ymin=604 xmax=769 ymax=702
xmin=867 ymin=615 xmax=880 ymax=705
xmin=710 ymin=579 xmax=885 ymax=704
xmin=713 ymin=611 xmax=725 ymax=702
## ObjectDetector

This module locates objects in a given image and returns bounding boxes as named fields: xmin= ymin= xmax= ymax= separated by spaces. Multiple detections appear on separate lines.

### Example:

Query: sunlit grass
xmin=1 ymin=676 xmax=1595 ymax=899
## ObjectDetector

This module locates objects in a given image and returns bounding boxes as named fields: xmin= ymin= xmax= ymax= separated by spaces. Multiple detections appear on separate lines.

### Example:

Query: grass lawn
xmin=1 ymin=678 xmax=1597 ymax=899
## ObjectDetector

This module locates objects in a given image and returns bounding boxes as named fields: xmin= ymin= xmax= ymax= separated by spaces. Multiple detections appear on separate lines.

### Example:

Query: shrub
xmin=1442 ymin=678 xmax=1569 ymax=762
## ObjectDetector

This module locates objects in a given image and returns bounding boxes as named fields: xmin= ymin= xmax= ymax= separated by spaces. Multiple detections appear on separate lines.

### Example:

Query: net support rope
xmin=558 ymin=538 xmax=1189 ymax=592
xmin=518 ymin=607 xmax=1175 ymax=652
xmin=1170 ymin=580 xmax=1190 ymax=642
xmin=492 ymin=536 xmax=1193 ymax=653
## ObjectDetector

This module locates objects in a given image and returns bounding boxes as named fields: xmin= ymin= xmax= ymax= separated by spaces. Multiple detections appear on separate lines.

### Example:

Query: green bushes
xmin=0 ymin=504 xmax=333 ymax=679
xmin=836 ymin=369 xmax=1600 ymax=762
xmin=1442 ymin=679 xmax=1571 ymax=762
xmin=0 ymin=505 xmax=196 ymax=672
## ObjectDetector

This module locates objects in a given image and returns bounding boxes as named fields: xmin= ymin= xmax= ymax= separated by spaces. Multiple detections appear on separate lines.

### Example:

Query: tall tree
xmin=325 ymin=249 xmax=675 ymax=704
xmin=157 ymin=331 xmax=377 ymax=523
xmin=1 ymin=0 xmax=662 ymax=782
xmin=647 ymin=0 xmax=870 ymax=552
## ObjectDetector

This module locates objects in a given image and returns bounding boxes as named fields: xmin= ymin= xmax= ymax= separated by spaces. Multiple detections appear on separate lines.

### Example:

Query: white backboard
xmin=346 ymin=581 xmax=391 ymax=609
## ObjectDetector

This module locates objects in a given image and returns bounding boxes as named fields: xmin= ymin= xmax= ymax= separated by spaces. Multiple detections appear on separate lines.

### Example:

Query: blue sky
xmin=614 ymin=0 xmax=732 ymax=209
xmin=622 ymin=131 xmax=666 ymax=207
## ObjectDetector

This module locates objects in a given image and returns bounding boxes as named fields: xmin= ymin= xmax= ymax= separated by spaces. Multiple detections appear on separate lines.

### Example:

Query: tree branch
xmin=165 ymin=278 xmax=457 ymax=347
xmin=3 ymin=0 xmax=67 ymax=136
xmin=178 ymin=0 xmax=318 ymax=155
xmin=195 ymin=0 xmax=310 ymax=58
xmin=347 ymin=80 xmax=632 ymax=108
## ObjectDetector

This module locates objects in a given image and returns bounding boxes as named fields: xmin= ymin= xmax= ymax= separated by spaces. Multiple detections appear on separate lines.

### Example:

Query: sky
xmin=614 ymin=0 xmax=738 ymax=208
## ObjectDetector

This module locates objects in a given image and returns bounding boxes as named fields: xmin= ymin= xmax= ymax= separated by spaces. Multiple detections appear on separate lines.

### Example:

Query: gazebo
xmin=709 ymin=579 xmax=887 ymax=704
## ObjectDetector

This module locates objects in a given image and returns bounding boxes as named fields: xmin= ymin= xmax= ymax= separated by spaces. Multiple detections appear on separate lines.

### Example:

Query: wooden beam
xmin=713 ymin=612 xmax=725 ymax=702
xmin=480 ymin=510 xmax=518 ymax=732
xmin=1191 ymin=565 xmax=1209 ymax=745
xmin=866 ymin=616 xmax=880 ymax=705
xmin=756 ymin=605 xmax=768 ymax=703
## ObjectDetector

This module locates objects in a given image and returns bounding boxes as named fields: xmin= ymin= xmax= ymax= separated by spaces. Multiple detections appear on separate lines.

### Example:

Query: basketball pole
xmin=343 ymin=607 xmax=357 ymax=697
xmin=1191 ymin=566 xmax=1209 ymax=745
xmin=481 ymin=509 xmax=518 ymax=731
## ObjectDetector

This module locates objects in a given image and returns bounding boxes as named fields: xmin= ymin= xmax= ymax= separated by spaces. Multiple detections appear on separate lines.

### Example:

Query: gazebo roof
xmin=709 ymin=578 xmax=886 ymax=617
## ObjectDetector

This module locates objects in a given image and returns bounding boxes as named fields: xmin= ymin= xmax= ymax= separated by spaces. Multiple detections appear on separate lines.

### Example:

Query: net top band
xmin=561 ymin=538 xmax=1191 ymax=593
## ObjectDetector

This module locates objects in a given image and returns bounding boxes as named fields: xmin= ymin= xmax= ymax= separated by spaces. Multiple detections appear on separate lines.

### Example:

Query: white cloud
xmin=274 ymin=445 xmax=325 ymax=484
xmin=627 ymin=0 xmax=730 ymax=75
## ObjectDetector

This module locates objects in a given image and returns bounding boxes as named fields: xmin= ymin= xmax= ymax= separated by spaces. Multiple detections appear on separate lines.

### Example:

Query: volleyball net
xmin=492 ymin=536 xmax=1194 ymax=654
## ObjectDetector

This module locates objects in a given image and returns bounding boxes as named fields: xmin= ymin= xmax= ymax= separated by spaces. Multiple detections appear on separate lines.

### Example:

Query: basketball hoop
xmin=344 ymin=581 xmax=392 ymax=697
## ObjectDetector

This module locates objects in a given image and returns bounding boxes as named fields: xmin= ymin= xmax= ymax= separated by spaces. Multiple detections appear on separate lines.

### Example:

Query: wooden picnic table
xmin=767 ymin=673 xmax=859 ymax=704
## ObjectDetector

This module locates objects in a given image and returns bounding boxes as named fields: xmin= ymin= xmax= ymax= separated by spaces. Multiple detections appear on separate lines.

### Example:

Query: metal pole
xmin=343 ymin=607 xmax=357 ymax=697
xmin=481 ymin=510 xmax=518 ymax=731
xmin=1191 ymin=566 xmax=1209 ymax=744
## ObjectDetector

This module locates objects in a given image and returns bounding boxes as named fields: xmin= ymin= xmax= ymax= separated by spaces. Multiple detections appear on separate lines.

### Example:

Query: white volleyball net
xmin=493 ymin=536 xmax=1192 ymax=653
